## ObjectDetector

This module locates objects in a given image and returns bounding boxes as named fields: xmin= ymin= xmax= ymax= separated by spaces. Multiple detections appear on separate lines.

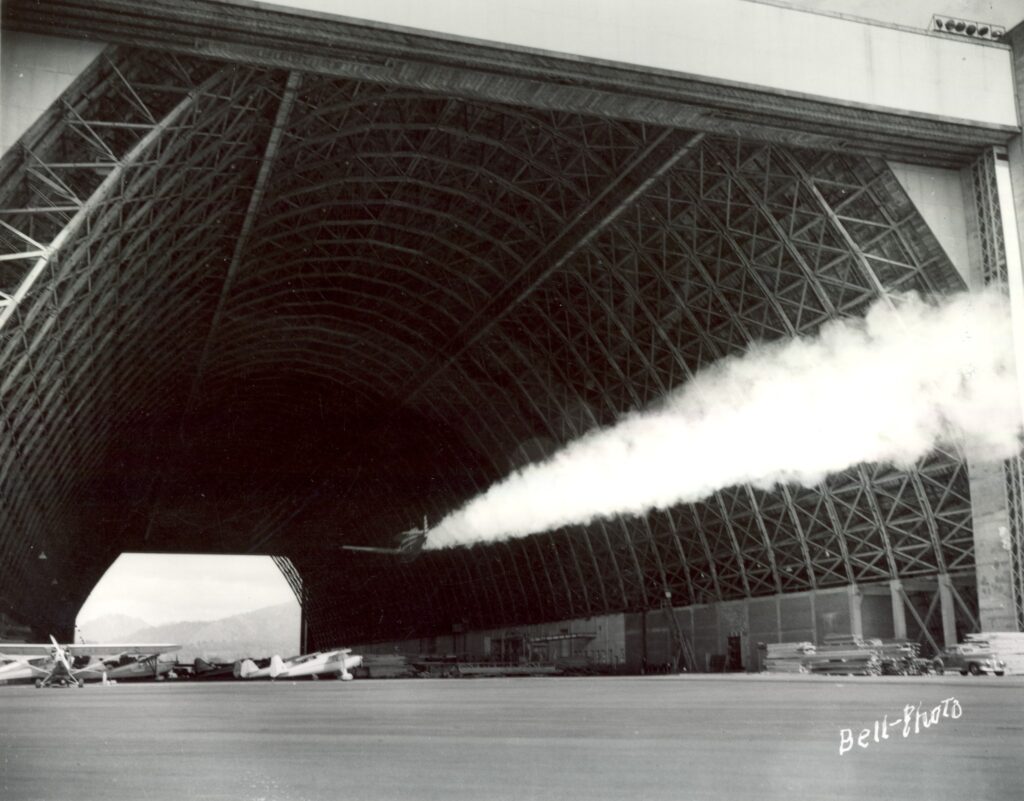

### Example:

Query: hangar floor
xmin=1 ymin=675 xmax=1020 ymax=801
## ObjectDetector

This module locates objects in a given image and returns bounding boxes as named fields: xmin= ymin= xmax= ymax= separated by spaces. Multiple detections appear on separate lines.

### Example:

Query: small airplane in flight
xmin=341 ymin=517 xmax=429 ymax=561
xmin=0 ymin=636 xmax=181 ymax=688
xmin=235 ymin=648 xmax=363 ymax=681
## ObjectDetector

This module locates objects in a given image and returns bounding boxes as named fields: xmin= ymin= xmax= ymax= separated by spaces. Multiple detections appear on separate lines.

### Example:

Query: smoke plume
xmin=426 ymin=289 xmax=1022 ymax=549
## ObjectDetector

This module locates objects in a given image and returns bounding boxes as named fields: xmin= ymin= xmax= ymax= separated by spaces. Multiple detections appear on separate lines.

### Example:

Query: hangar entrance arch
xmin=0 ymin=1 xmax=1022 ymax=659
xmin=75 ymin=553 xmax=301 ymax=660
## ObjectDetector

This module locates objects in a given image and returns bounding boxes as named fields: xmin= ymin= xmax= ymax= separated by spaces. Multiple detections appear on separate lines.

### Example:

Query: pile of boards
xmin=764 ymin=641 xmax=816 ymax=673
xmin=763 ymin=635 xmax=923 ymax=676
xmin=803 ymin=635 xmax=883 ymax=676
xmin=355 ymin=654 xmax=414 ymax=678
xmin=964 ymin=632 xmax=1024 ymax=675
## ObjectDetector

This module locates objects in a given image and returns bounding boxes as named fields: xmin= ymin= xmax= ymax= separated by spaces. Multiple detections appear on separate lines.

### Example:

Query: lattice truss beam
xmin=0 ymin=51 xmax=287 ymax=629
xmin=0 ymin=47 xmax=979 ymax=644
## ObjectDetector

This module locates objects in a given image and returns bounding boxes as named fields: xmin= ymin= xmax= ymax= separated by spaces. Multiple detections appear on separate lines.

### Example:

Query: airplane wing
xmin=65 ymin=644 xmax=182 ymax=656
xmin=0 ymin=643 xmax=54 ymax=656
xmin=1 ymin=642 xmax=181 ymax=656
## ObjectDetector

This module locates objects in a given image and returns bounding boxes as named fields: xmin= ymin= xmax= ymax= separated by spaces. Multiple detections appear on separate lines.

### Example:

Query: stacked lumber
xmin=763 ymin=642 xmax=814 ymax=673
xmin=876 ymin=640 xmax=921 ymax=675
xmin=762 ymin=636 xmax=922 ymax=676
xmin=356 ymin=654 xmax=414 ymax=679
xmin=964 ymin=632 xmax=1024 ymax=675
xmin=804 ymin=637 xmax=882 ymax=676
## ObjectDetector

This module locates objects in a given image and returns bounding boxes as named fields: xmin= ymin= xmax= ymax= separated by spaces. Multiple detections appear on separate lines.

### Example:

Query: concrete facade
xmin=261 ymin=0 xmax=1017 ymax=128
xmin=888 ymin=162 xmax=972 ymax=284
xmin=0 ymin=31 xmax=105 ymax=151
xmin=358 ymin=612 xmax=629 ymax=670
xmin=355 ymin=574 xmax=973 ymax=674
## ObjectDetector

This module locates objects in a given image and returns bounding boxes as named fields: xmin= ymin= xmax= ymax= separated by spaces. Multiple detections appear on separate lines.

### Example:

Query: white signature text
xmin=839 ymin=697 xmax=962 ymax=755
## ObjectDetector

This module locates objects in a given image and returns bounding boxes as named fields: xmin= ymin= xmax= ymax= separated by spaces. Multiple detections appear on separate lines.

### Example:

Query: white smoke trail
xmin=426 ymin=288 xmax=1022 ymax=549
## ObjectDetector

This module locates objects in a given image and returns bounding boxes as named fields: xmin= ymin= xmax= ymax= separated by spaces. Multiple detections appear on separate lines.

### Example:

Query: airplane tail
xmin=399 ymin=518 xmax=429 ymax=562
xmin=268 ymin=654 xmax=286 ymax=679
xmin=235 ymin=659 xmax=259 ymax=679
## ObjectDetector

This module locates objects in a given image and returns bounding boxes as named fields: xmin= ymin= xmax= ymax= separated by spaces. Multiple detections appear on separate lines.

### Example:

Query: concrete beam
xmin=3 ymin=0 xmax=1017 ymax=166
xmin=937 ymin=574 xmax=958 ymax=646
xmin=890 ymin=579 xmax=908 ymax=640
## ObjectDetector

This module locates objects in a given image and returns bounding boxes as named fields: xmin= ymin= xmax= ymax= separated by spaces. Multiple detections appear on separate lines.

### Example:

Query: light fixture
xmin=930 ymin=15 xmax=1005 ymax=41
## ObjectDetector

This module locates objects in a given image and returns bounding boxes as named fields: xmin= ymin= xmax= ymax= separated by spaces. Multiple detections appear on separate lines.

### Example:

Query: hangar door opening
xmin=75 ymin=553 xmax=301 ymax=663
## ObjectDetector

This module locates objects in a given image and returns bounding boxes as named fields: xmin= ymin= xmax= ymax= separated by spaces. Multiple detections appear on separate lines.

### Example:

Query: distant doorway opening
xmin=75 ymin=553 xmax=300 ymax=663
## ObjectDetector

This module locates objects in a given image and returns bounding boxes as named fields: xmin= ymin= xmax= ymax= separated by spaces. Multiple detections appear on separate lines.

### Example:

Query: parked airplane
xmin=191 ymin=657 xmax=236 ymax=681
xmin=0 ymin=655 xmax=51 ymax=685
xmin=74 ymin=653 xmax=180 ymax=683
xmin=235 ymin=648 xmax=363 ymax=681
xmin=0 ymin=636 xmax=181 ymax=688
xmin=341 ymin=517 xmax=429 ymax=561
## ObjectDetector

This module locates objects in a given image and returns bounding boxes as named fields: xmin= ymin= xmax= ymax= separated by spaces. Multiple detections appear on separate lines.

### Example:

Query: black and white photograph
xmin=1 ymin=0 xmax=1023 ymax=798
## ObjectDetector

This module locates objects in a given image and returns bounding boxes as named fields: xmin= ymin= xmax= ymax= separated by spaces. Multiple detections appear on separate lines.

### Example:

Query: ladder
xmin=661 ymin=597 xmax=697 ymax=673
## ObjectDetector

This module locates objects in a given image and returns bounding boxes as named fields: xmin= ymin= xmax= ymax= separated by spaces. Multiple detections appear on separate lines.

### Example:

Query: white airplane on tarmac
xmin=235 ymin=648 xmax=363 ymax=681
xmin=0 ymin=636 xmax=181 ymax=688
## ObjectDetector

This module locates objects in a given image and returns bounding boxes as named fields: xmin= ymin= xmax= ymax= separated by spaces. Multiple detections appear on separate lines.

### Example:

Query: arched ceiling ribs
xmin=400 ymin=129 xmax=706 ymax=401
xmin=274 ymin=236 xmax=492 ymax=297
xmin=449 ymin=338 xmax=627 ymax=613
xmin=209 ymin=315 xmax=430 ymax=375
xmin=243 ymin=256 xmax=473 ymax=325
xmin=255 ymin=196 xmax=538 ymax=266
xmin=275 ymin=120 xmax=600 ymax=215
xmin=271 ymin=555 xmax=305 ymax=605
xmin=223 ymin=292 xmax=450 ymax=349
xmin=265 ymin=176 xmax=554 ymax=247
xmin=504 ymin=277 xmax=656 ymax=608
xmin=0 ymin=98 xmax=269 ymax=404
xmin=686 ymin=503 xmax=725 ymax=603
xmin=775 ymin=149 xmax=959 ymax=303
xmin=524 ymin=251 xmax=696 ymax=606
xmin=700 ymin=140 xmax=840 ymax=317
xmin=19 ymin=166 xmax=256 ymax=375
xmin=269 ymin=150 xmax=567 ymax=225
xmin=188 ymin=69 xmax=302 ymax=410
xmin=199 ymin=359 xmax=383 ymax=412
xmin=252 ymin=219 xmax=510 ymax=283
xmin=284 ymin=91 xmax=650 ymax=188
xmin=0 ymin=39 xmax=983 ymax=641
xmin=0 ymin=59 xmax=272 ymax=589
xmin=578 ymin=215 xmax=777 ymax=595
xmin=0 ymin=62 xmax=251 ymax=334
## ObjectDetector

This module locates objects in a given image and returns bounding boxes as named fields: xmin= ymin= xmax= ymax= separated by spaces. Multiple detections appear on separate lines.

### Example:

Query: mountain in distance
xmin=120 ymin=602 xmax=301 ymax=663
xmin=77 ymin=613 xmax=151 ymax=643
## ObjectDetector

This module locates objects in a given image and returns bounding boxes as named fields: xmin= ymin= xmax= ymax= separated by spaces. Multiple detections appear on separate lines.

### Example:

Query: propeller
xmin=341 ymin=515 xmax=429 ymax=561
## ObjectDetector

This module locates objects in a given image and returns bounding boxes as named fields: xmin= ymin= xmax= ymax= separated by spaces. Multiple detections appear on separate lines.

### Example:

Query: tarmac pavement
xmin=1 ymin=674 xmax=1021 ymax=801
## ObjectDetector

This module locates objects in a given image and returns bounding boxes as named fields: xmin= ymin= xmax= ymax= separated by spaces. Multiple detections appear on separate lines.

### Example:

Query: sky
xmin=788 ymin=0 xmax=1024 ymax=28
xmin=77 ymin=0 xmax=1024 ymax=627
xmin=76 ymin=554 xmax=297 ymax=627
xmin=264 ymin=0 xmax=1024 ymax=31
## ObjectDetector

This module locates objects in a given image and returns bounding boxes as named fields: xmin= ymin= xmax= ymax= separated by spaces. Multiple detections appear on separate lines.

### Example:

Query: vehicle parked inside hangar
xmin=932 ymin=644 xmax=1005 ymax=676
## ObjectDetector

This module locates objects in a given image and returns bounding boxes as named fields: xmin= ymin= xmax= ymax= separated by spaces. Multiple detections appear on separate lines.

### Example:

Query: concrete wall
xmin=354 ymin=575 xmax=977 ymax=673
xmin=888 ymin=162 xmax=972 ymax=285
xmin=1 ymin=31 xmax=106 ymax=152
xmin=626 ymin=584 xmax=885 ymax=672
xmin=263 ymin=0 xmax=1017 ymax=128
xmin=357 ymin=612 xmax=628 ymax=668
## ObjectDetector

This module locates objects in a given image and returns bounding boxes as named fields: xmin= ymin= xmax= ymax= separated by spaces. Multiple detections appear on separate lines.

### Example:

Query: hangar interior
xmin=1 ymin=0 xmax=1023 ymax=669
